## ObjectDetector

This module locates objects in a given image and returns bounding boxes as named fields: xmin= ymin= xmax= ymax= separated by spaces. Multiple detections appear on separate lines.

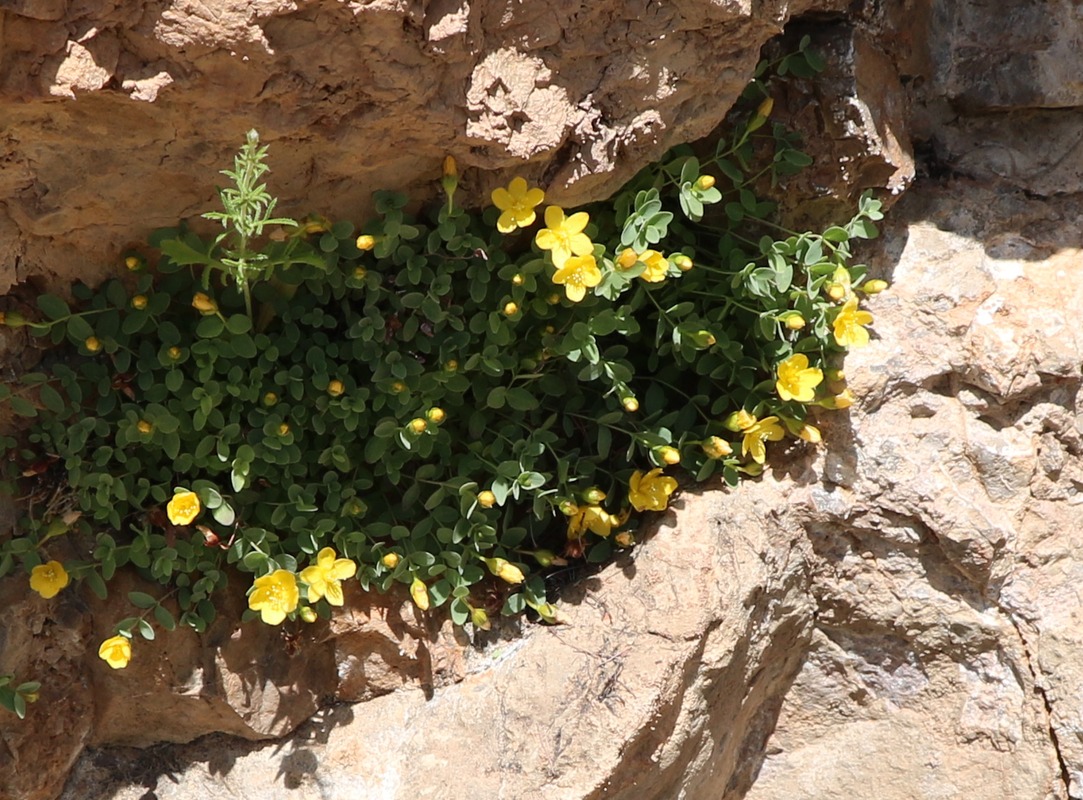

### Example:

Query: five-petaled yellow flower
xmin=248 ymin=569 xmax=300 ymax=625
xmin=535 ymin=206 xmax=592 ymax=267
xmin=833 ymin=297 xmax=874 ymax=348
xmin=567 ymin=505 xmax=621 ymax=539
xmin=638 ymin=250 xmax=669 ymax=283
xmin=628 ymin=468 xmax=679 ymax=512
xmin=776 ymin=353 xmax=824 ymax=403
xmin=166 ymin=490 xmax=201 ymax=526
xmin=740 ymin=415 xmax=785 ymax=464
xmin=552 ymin=254 xmax=602 ymax=302
xmin=299 ymin=547 xmax=357 ymax=607
xmin=491 ymin=177 xmax=545 ymax=233
xmin=98 ymin=634 xmax=132 ymax=669
xmin=29 ymin=560 xmax=70 ymax=599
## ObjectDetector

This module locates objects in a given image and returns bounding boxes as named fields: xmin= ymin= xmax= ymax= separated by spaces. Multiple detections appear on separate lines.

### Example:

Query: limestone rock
xmin=0 ymin=0 xmax=847 ymax=295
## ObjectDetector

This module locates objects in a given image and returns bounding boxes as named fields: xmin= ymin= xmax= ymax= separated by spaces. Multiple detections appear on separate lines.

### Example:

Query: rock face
xmin=0 ymin=0 xmax=846 ymax=295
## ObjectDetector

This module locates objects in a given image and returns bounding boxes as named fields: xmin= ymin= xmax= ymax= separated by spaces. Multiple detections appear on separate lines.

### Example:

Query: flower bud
xmin=511 ymin=274 xmax=524 ymax=286
xmin=137 ymin=420 xmax=153 ymax=435
xmin=583 ymin=487 xmax=607 ymax=504
xmin=503 ymin=301 xmax=519 ymax=316
xmin=723 ymin=409 xmax=757 ymax=432
xmin=477 ymin=490 xmax=496 ymax=508
xmin=694 ymin=175 xmax=716 ymax=191
xmin=616 ymin=248 xmax=638 ymax=270
xmin=797 ymin=424 xmax=822 ymax=443
xmin=826 ymin=283 xmax=846 ymax=301
xmin=263 ymin=391 xmax=278 ymax=406
xmin=702 ymin=436 xmax=733 ymax=459
xmin=1 ymin=311 xmax=26 ymax=327
xmin=833 ymin=390 xmax=854 ymax=409
xmin=191 ymin=293 xmax=217 ymax=315
xmin=125 ymin=256 xmax=143 ymax=270
xmin=131 ymin=295 xmax=148 ymax=310
xmin=443 ymin=155 xmax=458 ymax=180
xmin=622 ymin=397 xmax=639 ymax=412
xmin=614 ymin=531 xmax=635 ymax=548
xmin=391 ymin=381 xmax=406 ymax=394
xmin=353 ymin=266 xmax=367 ymax=280
xmin=277 ymin=423 xmax=290 ymax=436
xmin=345 ymin=498 xmax=367 ymax=517
xmin=689 ymin=329 xmax=716 ymax=347
xmin=408 ymin=418 xmax=427 ymax=434
xmin=426 ymin=407 xmax=446 ymax=424
xmin=531 ymin=549 xmax=565 ymax=567
xmin=444 ymin=359 xmax=459 ymax=372
xmin=469 ymin=605 xmax=491 ymax=631
xmin=558 ymin=499 xmax=579 ymax=516
xmin=862 ymin=279 xmax=889 ymax=294
xmin=485 ymin=557 xmax=525 ymax=585
xmin=827 ymin=369 xmax=845 ymax=383
xmin=674 ymin=254 xmax=694 ymax=272
xmin=381 ymin=552 xmax=400 ymax=569
xmin=783 ymin=313 xmax=806 ymax=330
xmin=168 ymin=346 xmax=182 ymax=360
xmin=757 ymin=97 xmax=774 ymax=119
xmin=410 ymin=577 xmax=430 ymax=611
xmin=658 ymin=446 xmax=681 ymax=465
xmin=327 ymin=379 xmax=345 ymax=397
xmin=356 ymin=234 xmax=376 ymax=251
xmin=84 ymin=336 xmax=102 ymax=353
xmin=300 ymin=606 xmax=318 ymax=623
xmin=547 ymin=293 xmax=562 ymax=305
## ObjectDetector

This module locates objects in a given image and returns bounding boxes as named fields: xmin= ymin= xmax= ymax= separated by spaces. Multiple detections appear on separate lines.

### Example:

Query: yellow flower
xmin=628 ymin=468 xmax=678 ymax=512
xmin=29 ymin=560 xmax=70 ymax=599
xmin=124 ymin=256 xmax=142 ymax=270
xmin=327 ymin=379 xmax=345 ymax=397
xmin=84 ymin=336 xmax=102 ymax=353
xmin=137 ymin=420 xmax=153 ymax=435
xmin=485 ymin=557 xmax=525 ymax=585
xmin=98 ymin=635 xmax=132 ymax=669
xmin=784 ymin=313 xmax=806 ymax=331
xmin=616 ymin=248 xmax=638 ymax=269
xmin=469 ymin=605 xmax=491 ymax=630
xmin=568 ymin=505 xmax=619 ymax=538
xmin=724 ymin=409 xmax=757 ymax=432
xmin=410 ymin=577 xmax=430 ymax=611
xmin=658 ymin=446 xmax=681 ymax=465
xmin=637 ymin=250 xmax=669 ymax=283
xmin=694 ymin=175 xmax=716 ymax=191
xmin=702 ymin=436 xmax=733 ymax=459
xmin=798 ymin=424 xmax=822 ymax=443
xmin=673 ymin=254 xmax=694 ymax=272
xmin=408 ymin=418 xmax=427 ymax=434
xmin=168 ymin=346 xmax=183 ymax=360
xmin=477 ymin=490 xmax=497 ymax=508
xmin=277 ymin=423 xmax=290 ymax=436
xmin=426 ymin=407 xmax=446 ymax=424
xmin=503 ymin=301 xmax=519 ymax=316
xmin=299 ymin=547 xmax=357 ymax=606
xmin=833 ymin=297 xmax=874 ymax=348
xmin=248 ymin=569 xmax=300 ymax=625
xmin=191 ymin=293 xmax=217 ymax=315
xmin=131 ymin=295 xmax=148 ymax=310
xmin=776 ymin=353 xmax=824 ymax=403
xmin=622 ymin=397 xmax=639 ymax=412
xmin=381 ymin=552 xmax=401 ymax=569
xmin=166 ymin=490 xmax=201 ymax=526
xmin=862 ymin=279 xmax=889 ymax=294
xmin=491 ymin=177 xmax=545 ymax=233
xmin=356 ymin=234 xmax=376 ymax=251
xmin=740 ymin=415 xmax=785 ymax=464
xmin=299 ymin=606 xmax=318 ymax=623
xmin=552 ymin=254 xmax=601 ymax=302
xmin=535 ymin=206 xmax=592 ymax=267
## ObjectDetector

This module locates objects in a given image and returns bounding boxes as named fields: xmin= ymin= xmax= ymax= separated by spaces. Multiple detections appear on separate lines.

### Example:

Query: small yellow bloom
xmin=503 ymin=301 xmax=519 ymax=316
xmin=552 ymin=254 xmax=602 ymax=302
xmin=84 ymin=336 xmax=102 ymax=353
xmin=694 ymin=175 xmax=716 ymax=191
xmin=833 ymin=297 xmax=874 ymax=348
xmin=356 ymin=235 xmax=376 ymax=251
xmin=299 ymin=606 xmax=318 ymax=623
xmin=277 ymin=423 xmax=290 ymax=436
xmin=168 ymin=346 xmax=183 ymax=360
xmin=702 ymin=436 xmax=733 ymax=459
xmin=862 ymin=279 xmax=889 ymax=294
xmin=327 ymin=379 xmax=345 ymax=397
xmin=263 ymin=391 xmax=278 ymax=406
xmin=628 ymin=468 xmax=678 ymax=512
xmin=444 ymin=359 xmax=459 ymax=372
xmin=299 ymin=547 xmax=357 ymax=606
xmin=410 ymin=577 xmax=430 ymax=611
xmin=547 ymin=293 xmax=562 ymax=305
xmin=491 ymin=177 xmax=545 ymax=233
xmin=673 ymin=254 xmax=694 ymax=272
xmin=29 ymin=560 xmax=69 ymax=599
xmin=827 ymin=389 xmax=855 ymax=409
xmin=131 ymin=295 xmax=148 ymax=310
xmin=535 ymin=206 xmax=592 ymax=267
xmin=166 ymin=490 xmax=201 ymax=526
xmin=616 ymin=248 xmax=639 ymax=269
xmin=477 ymin=490 xmax=496 ymax=508
xmin=741 ymin=415 xmax=785 ymax=464
xmin=798 ymin=424 xmax=822 ymax=443
xmin=248 ymin=569 xmax=300 ymax=625
xmin=511 ymin=274 xmax=524 ymax=286
xmin=353 ymin=266 xmax=367 ymax=280
xmin=124 ymin=256 xmax=142 ymax=270
xmin=776 ymin=353 xmax=824 ymax=403
xmin=137 ymin=420 xmax=153 ymax=435
xmin=408 ymin=418 xmax=427 ymax=434
xmin=568 ymin=505 xmax=618 ymax=538
xmin=191 ymin=293 xmax=217 ymax=315
xmin=622 ymin=397 xmax=639 ymax=412
xmin=638 ymin=250 xmax=669 ymax=283
xmin=391 ymin=381 xmax=406 ymax=394
xmin=485 ymin=557 xmax=525 ymax=585
xmin=381 ymin=552 xmax=401 ymax=569
xmin=98 ymin=635 xmax=132 ymax=669
xmin=784 ymin=314 xmax=806 ymax=331
xmin=658 ymin=446 xmax=681 ymax=466
xmin=426 ymin=407 xmax=446 ymax=424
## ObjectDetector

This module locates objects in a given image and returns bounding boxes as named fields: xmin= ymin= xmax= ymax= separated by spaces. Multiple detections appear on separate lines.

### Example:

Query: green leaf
xmin=153 ymin=605 xmax=177 ymax=631
xmin=10 ymin=396 xmax=37 ymax=418
xmin=37 ymin=294 xmax=70 ymax=319
xmin=128 ymin=591 xmax=157 ymax=609
xmin=38 ymin=384 xmax=65 ymax=415
xmin=505 ymin=388 xmax=538 ymax=411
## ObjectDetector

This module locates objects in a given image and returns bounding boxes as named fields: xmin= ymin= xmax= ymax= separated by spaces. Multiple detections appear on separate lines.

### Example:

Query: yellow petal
xmin=491 ymin=187 xmax=513 ymax=210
